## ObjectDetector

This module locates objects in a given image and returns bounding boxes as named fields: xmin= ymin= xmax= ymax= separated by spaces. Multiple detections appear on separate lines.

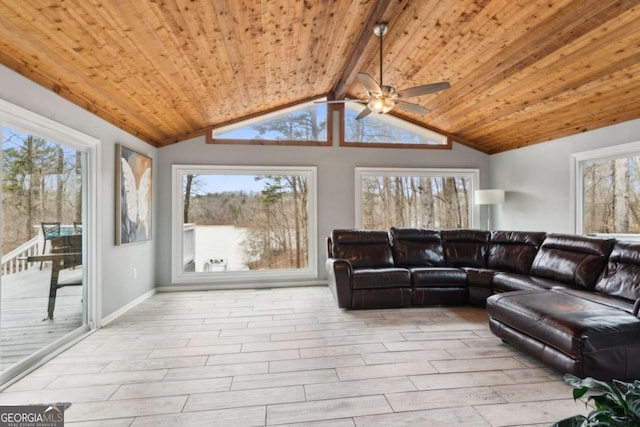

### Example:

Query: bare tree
xmin=184 ymin=174 xmax=195 ymax=223
xmin=75 ymin=153 xmax=82 ymax=223
xmin=613 ymin=158 xmax=630 ymax=232
xmin=358 ymin=174 xmax=471 ymax=230
xmin=56 ymin=146 xmax=64 ymax=221
xmin=394 ymin=177 xmax=405 ymax=226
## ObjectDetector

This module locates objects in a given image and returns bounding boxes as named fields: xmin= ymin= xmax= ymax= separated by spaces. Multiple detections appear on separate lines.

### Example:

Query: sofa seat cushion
xmin=410 ymin=267 xmax=467 ymax=288
xmin=557 ymin=288 xmax=635 ymax=314
xmin=487 ymin=290 xmax=640 ymax=359
xmin=492 ymin=272 xmax=572 ymax=293
xmin=352 ymin=267 xmax=411 ymax=290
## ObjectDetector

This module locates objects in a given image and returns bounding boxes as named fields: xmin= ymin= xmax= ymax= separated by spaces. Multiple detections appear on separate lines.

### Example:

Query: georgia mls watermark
xmin=0 ymin=403 xmax=71 ymax=427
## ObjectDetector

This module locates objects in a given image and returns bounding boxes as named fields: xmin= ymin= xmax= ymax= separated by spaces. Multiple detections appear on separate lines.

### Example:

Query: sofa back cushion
xmin=595 ymin=241 xmax=640 ymax=302
xmin=389 ymin=227 xmax=445 ymax=267
xmin=330 ymin=229 xmax=394 ymax=269
xmin=530 ymin=234 xmax=615 ymax=289
xmin=487 ymin=231 xmax=547 ymax=274
xmin=441 ymin=229 xmax=490 ymax=268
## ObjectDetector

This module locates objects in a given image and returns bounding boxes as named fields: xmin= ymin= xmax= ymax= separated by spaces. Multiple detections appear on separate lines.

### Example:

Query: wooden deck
xmin=1 ymin=265 xmax=83 ymax=371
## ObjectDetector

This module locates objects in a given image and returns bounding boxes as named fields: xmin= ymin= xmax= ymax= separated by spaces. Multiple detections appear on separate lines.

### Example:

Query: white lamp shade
xmin=475 ymin=189 xmax=505 ymax=205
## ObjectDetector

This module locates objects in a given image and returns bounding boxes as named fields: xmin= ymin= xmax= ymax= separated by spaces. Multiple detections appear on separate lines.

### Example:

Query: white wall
xmin=490 ymin=119 xmax=640 ymax=233
xmin=0 ymin=65 xmax=158 ymax=319
xmin=6 ymin=55 xmax=640 ymax=292
xmin=156 ymin=138 xmax=490 ymax=286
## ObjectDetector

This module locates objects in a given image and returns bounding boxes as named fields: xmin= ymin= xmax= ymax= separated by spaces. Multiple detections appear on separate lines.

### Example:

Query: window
xmin=344 ymin=104 xmax=450 ymax=148
xmin=209 ymin=101 xmax=330 ymax=146
xmin=172 ymin=165 xmax=317 ymax=284
xmin=572 ymin=141 xmax=640 ymax=236
xmin=356 ymin=168 xmax=479 ymax=229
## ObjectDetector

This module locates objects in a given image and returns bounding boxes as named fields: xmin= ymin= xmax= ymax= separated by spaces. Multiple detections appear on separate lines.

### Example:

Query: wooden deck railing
xmin=1 ymin=236 xmax=39 ymax=275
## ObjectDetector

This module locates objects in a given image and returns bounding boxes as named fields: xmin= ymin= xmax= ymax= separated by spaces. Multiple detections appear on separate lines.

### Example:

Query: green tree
xmin=2 ymin=129 xmax=80 ymax=252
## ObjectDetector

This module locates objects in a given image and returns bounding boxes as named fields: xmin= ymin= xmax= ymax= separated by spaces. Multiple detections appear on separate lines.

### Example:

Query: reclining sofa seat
xmin=326 ymin=229 xmax=411 ymax=309
xmin=593 ymin=241 xmax=640 ymax=313
xmin=491 ymin=233 xmax=615 ymax=293
xmin=438 ymin=229 xmax=491 ymax=305
xmin=390 ymin=227 xmax=471 ymax=306
xmin=466 ymin=230 xmax=547 ymax=306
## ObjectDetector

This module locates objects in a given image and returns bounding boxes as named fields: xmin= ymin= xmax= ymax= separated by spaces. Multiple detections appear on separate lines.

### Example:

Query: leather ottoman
xmin=487 ymin=289 xmax=640 ymax=380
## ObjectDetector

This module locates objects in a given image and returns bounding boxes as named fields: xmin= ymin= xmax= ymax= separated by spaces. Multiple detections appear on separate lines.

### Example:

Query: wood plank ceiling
xmin=0 ymin=0 xmax=638 ymax=154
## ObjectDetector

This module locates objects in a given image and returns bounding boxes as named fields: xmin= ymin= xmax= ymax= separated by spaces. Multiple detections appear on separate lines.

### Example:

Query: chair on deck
xmin=40 ymin=222 xmax=61 ymax=270
xmin=73 ymin=221 xmax=82 ymax=234
xmin=26 ymin=233 xmax=82 ymax=320
xmin=45 ymin=234 xmax=83 ymax=319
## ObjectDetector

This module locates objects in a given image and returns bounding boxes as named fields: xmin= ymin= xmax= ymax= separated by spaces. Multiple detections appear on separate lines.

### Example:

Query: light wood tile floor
xmin=0 ymin=286 xmax=589 ymax=426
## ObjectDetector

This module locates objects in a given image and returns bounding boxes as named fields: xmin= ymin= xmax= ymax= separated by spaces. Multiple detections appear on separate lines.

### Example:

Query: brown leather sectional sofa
xmin=326 ymin=228 xmax=640 ymax=380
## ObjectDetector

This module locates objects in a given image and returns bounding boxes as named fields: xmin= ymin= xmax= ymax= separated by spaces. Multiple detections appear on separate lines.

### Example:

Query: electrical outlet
xmin=132 ymin=268 xmax=137 ymax=279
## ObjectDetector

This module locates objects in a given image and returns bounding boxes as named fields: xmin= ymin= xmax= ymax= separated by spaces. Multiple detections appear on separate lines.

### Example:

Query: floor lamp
xmin=475 ymin=189 xmax=505 ymax=230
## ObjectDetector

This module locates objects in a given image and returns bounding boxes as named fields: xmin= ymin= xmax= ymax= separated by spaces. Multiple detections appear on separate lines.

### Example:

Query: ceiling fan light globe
xmin=367 ymin=97 xmax=395 ymax=114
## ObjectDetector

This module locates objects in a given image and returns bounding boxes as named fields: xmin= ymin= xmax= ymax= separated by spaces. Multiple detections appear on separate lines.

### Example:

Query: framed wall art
xmin=115 ymin=144 xmax=152 ymax=245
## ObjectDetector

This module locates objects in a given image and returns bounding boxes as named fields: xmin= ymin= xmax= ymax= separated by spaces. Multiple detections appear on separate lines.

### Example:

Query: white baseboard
xmin=101 ymin=288 xmax=157 ymax=326
xmin=157 ymin=280 xmax=327 ymax=292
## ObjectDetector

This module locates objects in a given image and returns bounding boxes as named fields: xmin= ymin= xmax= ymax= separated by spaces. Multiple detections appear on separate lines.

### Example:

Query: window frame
xmin=571 ymin=140 xmax=640 ymax=238
xmin=171 ymin=164 xmax=318 ymax=285
xmin=207 ymin=98 xmax=332 ymax=147
xmin=355 ymin=167 xmax=480 ymax=228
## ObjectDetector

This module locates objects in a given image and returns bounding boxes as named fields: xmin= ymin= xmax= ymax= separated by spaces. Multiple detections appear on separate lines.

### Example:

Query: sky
xmin=191 ymin=174 xmax=271 ymax=194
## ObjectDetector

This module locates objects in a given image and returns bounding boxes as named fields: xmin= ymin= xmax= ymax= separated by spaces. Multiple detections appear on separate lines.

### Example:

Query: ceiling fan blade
xmin=355 ymin=107 xmax=373 ymax=120
xmin=397 ymin=82 xmax=451 ymax=98
xmin=357 ymin=72 xmax=382 ymax=95
xmin=395 ymin=101 xmax=430 ymax=115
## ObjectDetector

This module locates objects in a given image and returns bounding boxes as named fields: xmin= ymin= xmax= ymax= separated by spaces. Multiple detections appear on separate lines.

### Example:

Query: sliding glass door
xmin=0 ymin=100 xmax=96 ymax=385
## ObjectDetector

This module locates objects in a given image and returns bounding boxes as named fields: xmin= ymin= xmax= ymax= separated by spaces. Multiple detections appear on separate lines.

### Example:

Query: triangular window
xmin=344 ymin=104 xmax=449 ymax=148
xmin=210 ymin=101 xmax=329 ymax=145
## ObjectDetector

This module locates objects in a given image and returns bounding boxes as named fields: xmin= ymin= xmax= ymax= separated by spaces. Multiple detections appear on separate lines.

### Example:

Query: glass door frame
xmin=0 ymin=98 xmax=101 ymax=386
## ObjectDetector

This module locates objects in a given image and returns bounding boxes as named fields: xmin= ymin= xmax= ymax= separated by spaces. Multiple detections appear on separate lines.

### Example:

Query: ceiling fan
xmin=322 ymin=22 xmax=451 ymax=120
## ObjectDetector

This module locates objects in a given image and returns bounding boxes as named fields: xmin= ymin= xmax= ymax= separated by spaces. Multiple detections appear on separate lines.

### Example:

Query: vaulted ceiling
xmin=0 ymin=0 xmax=639 ymax=154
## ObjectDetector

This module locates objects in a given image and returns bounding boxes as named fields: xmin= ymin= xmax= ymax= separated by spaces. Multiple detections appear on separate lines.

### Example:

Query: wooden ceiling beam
xmin=331 ymin=0 xmax=409 ymax=100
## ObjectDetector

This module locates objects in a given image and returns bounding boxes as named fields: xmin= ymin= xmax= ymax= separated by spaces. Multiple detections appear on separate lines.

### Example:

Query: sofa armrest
xmin=634 ymin=298 xmax=640 ymax=317
xmin=326 ymin=258 xmax=353 ymax=309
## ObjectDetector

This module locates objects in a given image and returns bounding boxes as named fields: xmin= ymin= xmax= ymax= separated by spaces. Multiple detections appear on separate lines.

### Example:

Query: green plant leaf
xmin=625 ymin=388 xmax=640 ymax=420
xmin=592 ymin=394 xmax=626 ymax=419
xmin=559 ymin=374 xmax=640 ymax=426
xmin=551 ymin=415 xmax=587 ymax=427
xmin=564 ymin=374 xmax=614 ymax=399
